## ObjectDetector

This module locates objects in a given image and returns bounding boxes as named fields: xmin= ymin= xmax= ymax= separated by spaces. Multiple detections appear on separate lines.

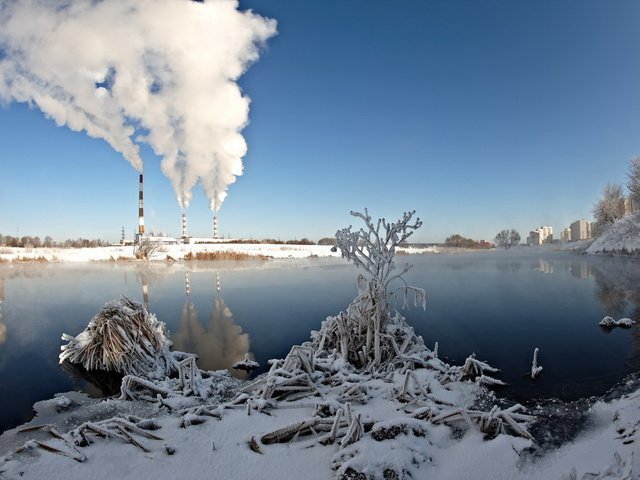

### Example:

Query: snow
xmin=232 ymin=354 xmax=260 ymax=371
xmin=531 ymin=348 xmax=543 ymax=380
xmin=0 ymin=243 xmax=342 ymax=262
xmin=1 ymin=369 xmax=638 ymax=479
xmin=599 ymin=316 xmax=637 ymax=328
xmin=0 ymin=243 xmax=447 ymax=263
xmin=587 ymin=214 xmax=640 ymax=255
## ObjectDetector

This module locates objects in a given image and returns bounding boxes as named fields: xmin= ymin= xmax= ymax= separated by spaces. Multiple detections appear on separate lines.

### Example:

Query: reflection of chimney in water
xmin=142 ymin=273 xmax=149 ymax=310
xmin=171 ymin=271 xmax=253 ymax=378
xmin=185 ymin=272 xmax=191 ymax=297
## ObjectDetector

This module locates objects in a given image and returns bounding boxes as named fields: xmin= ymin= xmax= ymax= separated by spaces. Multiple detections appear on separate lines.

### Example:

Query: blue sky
xmin=2 ymin=0 xmax=640 ymax=243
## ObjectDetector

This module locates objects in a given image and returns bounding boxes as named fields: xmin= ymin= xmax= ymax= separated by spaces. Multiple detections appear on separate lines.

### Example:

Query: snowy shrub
xmin=59 ymin=297 xmax=178 ymax=378
xmin=313 ymin=209 xmax=426 ymax=369
xmin=134 ymin=239 xmax=161 ymax=260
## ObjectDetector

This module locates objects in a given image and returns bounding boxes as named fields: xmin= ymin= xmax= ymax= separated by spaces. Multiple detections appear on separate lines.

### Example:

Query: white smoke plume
xmin=0 ymin=0 xmax=276 ymax=210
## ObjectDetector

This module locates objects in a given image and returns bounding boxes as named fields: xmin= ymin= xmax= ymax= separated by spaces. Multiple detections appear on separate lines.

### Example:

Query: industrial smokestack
xmin=213 ymin=215 xmax=219 ymax=239
xmin=138 ymin=174 xmax=144 ymax=238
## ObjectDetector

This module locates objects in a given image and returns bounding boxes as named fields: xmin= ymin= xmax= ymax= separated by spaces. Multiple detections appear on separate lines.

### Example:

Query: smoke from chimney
xmin=0 ymin=0 xmax=276 ymax=211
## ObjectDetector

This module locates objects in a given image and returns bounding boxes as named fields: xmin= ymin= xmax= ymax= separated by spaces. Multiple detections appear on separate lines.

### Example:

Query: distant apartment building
xmin=527 ymin=226 xmax=553 ymax=245
xmin=624 ymin=196 xmax=634 ymax=215
xmin=560 ymin=227 xmax=571 ymax=242
xmin=569 ymin=219 xmax=592 ymax=241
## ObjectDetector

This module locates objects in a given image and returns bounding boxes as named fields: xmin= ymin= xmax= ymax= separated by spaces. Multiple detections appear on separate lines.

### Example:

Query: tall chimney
xmin=213 ymin=215 xmax=219 ymax=239
xmin=138 ymin=174 xmax=144 ymax=237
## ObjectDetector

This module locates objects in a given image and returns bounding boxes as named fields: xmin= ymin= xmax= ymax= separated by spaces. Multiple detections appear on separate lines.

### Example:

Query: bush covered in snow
xmin=59 ymin=297 xmax=179 ymax=378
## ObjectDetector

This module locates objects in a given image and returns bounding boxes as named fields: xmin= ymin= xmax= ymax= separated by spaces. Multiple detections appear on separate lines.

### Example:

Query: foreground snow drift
xmin=587 ymin=215 xmax=640 ymax=255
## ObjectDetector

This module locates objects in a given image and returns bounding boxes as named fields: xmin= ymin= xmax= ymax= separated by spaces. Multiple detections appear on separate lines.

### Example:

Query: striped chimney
xmin=138 ymin=174 xmax=144 ymax=235
xmin=213 ymin=215 xmax=219 ymax=239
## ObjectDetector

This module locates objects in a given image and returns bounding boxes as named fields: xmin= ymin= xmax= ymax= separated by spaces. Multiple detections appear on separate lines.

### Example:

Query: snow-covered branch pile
xmin=59 ymin=297 xmax=180 ymax=379
xmin=599 ymin=316 xmax=636 ymax=328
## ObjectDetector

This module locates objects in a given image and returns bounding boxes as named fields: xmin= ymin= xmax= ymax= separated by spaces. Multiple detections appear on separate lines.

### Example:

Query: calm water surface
xmin=1 ymin=250 xmax=639 ymax=433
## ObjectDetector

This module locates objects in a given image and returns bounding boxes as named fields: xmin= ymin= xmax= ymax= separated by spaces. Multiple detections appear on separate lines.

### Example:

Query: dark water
xmin=1 ymin=250 xmax=639 ymax=433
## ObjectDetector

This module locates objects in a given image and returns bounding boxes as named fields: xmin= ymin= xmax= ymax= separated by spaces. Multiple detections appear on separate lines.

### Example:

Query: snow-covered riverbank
xmin=0 ymin=344 xmax=638 ymax=479
xmin=587 ymin=215 xmax=640 ymax=256
xmin=0 ymin=243 xmax=444 ymax=263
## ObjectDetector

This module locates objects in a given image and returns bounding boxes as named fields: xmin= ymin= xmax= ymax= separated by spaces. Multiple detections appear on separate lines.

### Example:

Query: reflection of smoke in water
xmin=172 ymin=273 xmax=254 ymax=379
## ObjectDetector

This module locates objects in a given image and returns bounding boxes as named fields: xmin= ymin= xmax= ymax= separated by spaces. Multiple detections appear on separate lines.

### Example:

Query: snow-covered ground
xmin=0 ymin=244 xmax=441 ymax=262
xmin=0 ymin=354 xmax=637 ymax=479
xmin=587 ymin=215 xmax=640 ymax=255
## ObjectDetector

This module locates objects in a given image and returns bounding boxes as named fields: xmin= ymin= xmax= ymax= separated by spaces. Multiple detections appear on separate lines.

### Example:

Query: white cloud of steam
xmin=0 ymin=0 xmax=276 ymax=210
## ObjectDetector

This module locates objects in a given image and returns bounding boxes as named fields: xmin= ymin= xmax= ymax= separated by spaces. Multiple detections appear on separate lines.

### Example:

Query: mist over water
xmin=0 ymin=251 xmax=639 ymax=434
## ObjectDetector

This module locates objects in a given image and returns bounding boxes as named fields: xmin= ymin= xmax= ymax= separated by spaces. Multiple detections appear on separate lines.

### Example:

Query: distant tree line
xmin=444 ymin=234 xmax=492 ymax=249
xmin=225 ymin=237 xmax=338 ymax=246
xmin=1 ymin=234 xmax=339 ymax=248
xmin=0 ymin=234 xmax=108 ymax=248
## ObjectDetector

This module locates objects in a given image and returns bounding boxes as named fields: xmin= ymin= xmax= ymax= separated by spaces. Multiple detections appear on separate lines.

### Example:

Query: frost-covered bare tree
xmin=593 ymin=183 xmax=626 ymax=236
xmin=626 ymin=156 xmax=640 ymax=214
xmin=317 ymin=209 xmax=426 ymax=369
xmin=494 ymin=229 xmax=520 ymax=249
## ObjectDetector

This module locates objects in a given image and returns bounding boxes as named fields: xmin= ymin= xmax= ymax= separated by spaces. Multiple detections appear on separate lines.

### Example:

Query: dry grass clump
xmin=59 ymin=297 xmax=177 ymax=377
xmin=183 ymin=251 xmax=269 ymax=261
xmin=12 ymin=256 xmax=49 ymax=263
